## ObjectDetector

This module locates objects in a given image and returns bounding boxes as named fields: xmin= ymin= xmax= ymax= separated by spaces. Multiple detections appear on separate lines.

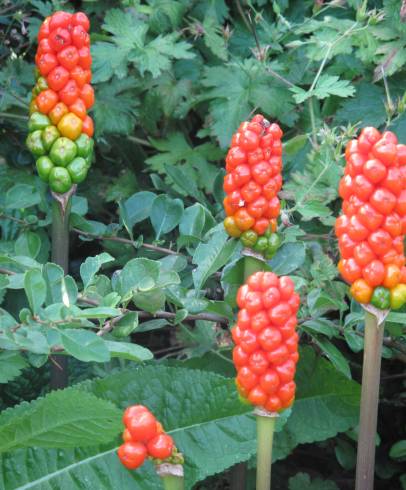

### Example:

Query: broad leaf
xmin=192 ymin=227 xmax=241 ymax=291
xmin=0 ymin=389 xmax=121 ymax=453
xmin=60 ymin=330 xmax=110 ymax=363
xmin=150 ymin=195 xmax=184 ymax=239
xmin=80 ymin=253 xmax=115 ymax=290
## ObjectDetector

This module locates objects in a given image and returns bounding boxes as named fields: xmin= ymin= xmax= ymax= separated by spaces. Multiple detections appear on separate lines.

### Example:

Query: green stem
xmin=355 ymin=310 xmax=385 ymax=490
xmin=50 ymin=194 xmax=72 ymax=389
xmin=160 ymin=475 xmax=184 ymax=490
xmin=256 ymin=414 xmax=276 ymax=490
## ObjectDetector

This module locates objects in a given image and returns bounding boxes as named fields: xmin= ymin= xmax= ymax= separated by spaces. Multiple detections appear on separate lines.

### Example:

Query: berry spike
xmin=232 ymin=271 xmax=299 ymax=413
xmin=26 ymin=11 xmax=94 ymax=194
xmin=118 ymin=405 xmax=184 ymax=470
xmin=223 ymin=115 xmax=283 ymax=259
xmin=337 ymin=128 xmax=406 ymax=310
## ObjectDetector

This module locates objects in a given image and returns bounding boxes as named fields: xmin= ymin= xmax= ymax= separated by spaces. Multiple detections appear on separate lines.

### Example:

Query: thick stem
xmin=256 ymin=413 xmax=276 ymax=490
xmin=156 ymin=464 xmax=184 ymax=490
xmin=50 ymin=193 xmax=72 ymax=389
xmin=355 ymin=310 xmax=385 ymax=490
xmin=160 ymin=475 xmax=184 ymax=490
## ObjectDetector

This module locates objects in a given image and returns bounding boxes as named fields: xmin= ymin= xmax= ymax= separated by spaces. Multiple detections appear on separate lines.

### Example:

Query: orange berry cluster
xmin=223 ymin=115 xmax=283 ymax=258
xmin=232 ymin=272 xmax=299 ymax=413
xmin=118 ymin=405 xmax=182 ymax=471
xmin=336 ymin=127 xmax=406 ymax=309
xmin=27 ymin=11 xmax=94 ymax=193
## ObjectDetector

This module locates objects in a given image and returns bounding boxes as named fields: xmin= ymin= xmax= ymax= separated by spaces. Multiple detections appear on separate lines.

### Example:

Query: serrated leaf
xmin=334 ymin=82 xmax=386 ymax=127
xmin=0 ymin=351 xmax=28 ymax=383
xmin=291 ymin=75 xmax=355 ymax=103
xmin=202 ymin=60 xmax=296 ymax=147
xmin=94 ymin=78 xmax=139 ymax=135
xmin=0 ymin=389 xmax=121 ymax=453
xmin=60 ymin=330 xmax=110 ymax=363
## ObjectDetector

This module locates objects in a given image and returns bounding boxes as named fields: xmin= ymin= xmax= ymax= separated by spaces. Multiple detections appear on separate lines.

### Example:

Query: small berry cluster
xmin=27 ymin=11 xmax=94 ymax=194
xmin=337 ymin=127 xmax=406 ymax=310
xmin=232 ymin=272 xmax=299 ymax=412
xmin=223 ymin=115 xmax=283 ymax=259
xmin=118 ymin=405 xmax=181 ymax=470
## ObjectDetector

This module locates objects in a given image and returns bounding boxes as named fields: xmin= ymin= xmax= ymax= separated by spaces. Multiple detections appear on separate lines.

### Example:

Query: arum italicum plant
xmin=26 ymin=10 xmax=95 ymax=388
xmin=224 ymin=115 xmax=300 ymax=490
xmin=336 ymin=127 xmax=406 ymax=488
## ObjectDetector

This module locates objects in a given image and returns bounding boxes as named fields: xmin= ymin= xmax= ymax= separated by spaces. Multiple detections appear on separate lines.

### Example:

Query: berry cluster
xmin=223 ymin=115 xmax=283 ymax=259
xmin=336 ymin=128 xmax=406 ymax=310
xmin=232 ymin=272 xmax=299 ymax=412
xmin=118 ymin=405 xmax=181 ymax=470
xmin=26 ymin=11 xmax=94 ymax=194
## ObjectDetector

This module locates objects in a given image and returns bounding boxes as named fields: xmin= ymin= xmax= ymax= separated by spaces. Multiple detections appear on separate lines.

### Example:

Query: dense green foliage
xmin=0 ymin=0 xmax=405 ymax=488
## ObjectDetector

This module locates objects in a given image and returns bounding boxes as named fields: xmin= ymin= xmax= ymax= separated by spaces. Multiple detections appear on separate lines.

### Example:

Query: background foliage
xmin=0 ymin=0 xmax=405 ymax=488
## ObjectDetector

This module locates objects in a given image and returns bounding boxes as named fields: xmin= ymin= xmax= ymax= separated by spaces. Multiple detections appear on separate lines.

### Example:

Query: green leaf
xmin=203 ymin=15 xmax=228 ymax=61
xmin=112 ymin=312 xmax=139 ymax=338
xmin=291 ymin=75 xmax=355 ymax=103
xmin=60 ymin=330 xmax=110 ymax=363
xmin=298 ymin=201 xmax=332 ymax=221
xmin=114 ymin=258 xmax=160 ymax=300
xmin=192 ymin=227 xmax=240 ymax=291
xmin=24 ymin=269 xmax=46 ymax=314
xmin=104 ymin=340 xmax=153 ymax=362
xmin=80 ymin=253 xmax=115 ymax=290
xmin=202 ymin=60 xmax=296 ymax=147
xmin=93 ymin=78 xmax=139 ymax=135
xmin=334 ymin=82 xmax=386 ymax=127
xmin=76 ymin=307 xmax=122 ymax=319
xmin=150 ymin=195 xmax=184 ymax=239
xmin=312 ymin=337 xmax=352 ymax=379
xmin=121 ymin=191 xmax=157 ymax=229
xmin=14 ymin=231 xmax=41 ymax=259
xmin=276 ymin=347 xmax=360 ymax=459
xmin=289 ymin=472 xmax=339 ymax=490
xmin=14 ymin=329 xmax=49 ymax=355
xmin=269 ymin=243 xmax=306 ymax=275
xmin=0 ymin=366 xmax=254 ymax=489
xmin=0 ymin=389 xmax=121 ymax=453
xmin=179 ymin=203 xmax=206 ymax=239
xmin=4 ymin=184 xmax=41 ymax=210
xmin=0 ymin=351 xmax=28 ymax=383
xmin=389 ymin=440 xmax=406 ymax=459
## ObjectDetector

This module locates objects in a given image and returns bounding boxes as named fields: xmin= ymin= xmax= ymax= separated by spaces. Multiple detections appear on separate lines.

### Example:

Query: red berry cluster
xmin=35 ymin=11 xmax=94 ymax=135
xmin=336 ymin=128 xmax=406 ymax=308
xmin=118 ymin=405 xmax=177 ymax=470
xmin=223 ymin=115 xmax=283 ymax=244
xmin=232 ymin=272 xmax=299 ymax=413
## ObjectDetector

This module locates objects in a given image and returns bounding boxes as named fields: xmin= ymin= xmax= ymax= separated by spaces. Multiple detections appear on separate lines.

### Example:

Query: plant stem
xmin=50 ymin=191 xmax=73 ymax=389
xmin=160 ymin=475 xmax=184 ymax=490
xmin=355 ymin=310 xmax=385 ymax=490
xmin=156 ymin=464 xmax=184 ymax=490
xmin=256 ymin=412 xmax=276 ymax=490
